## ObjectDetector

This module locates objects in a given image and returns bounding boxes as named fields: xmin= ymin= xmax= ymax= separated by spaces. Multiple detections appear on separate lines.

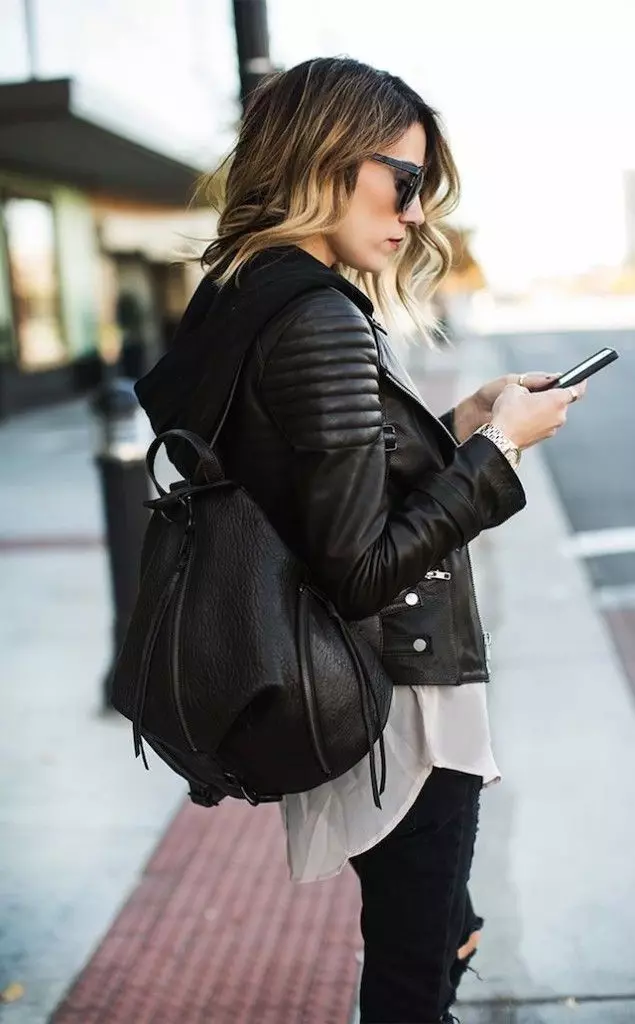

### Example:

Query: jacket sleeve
xmin=439 ymin=408 xmax=457 ymax=439
xmin=260 ymin=289 xmax=526 ymax=620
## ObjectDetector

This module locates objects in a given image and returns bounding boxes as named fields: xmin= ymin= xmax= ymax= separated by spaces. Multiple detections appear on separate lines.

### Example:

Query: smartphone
xmin=533 ymin=347 xmax=619 ymax=391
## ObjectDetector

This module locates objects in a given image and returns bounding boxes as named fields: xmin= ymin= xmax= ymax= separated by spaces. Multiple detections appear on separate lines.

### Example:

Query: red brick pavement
xmin=51 ymin=800 xmax=362 ymax=1024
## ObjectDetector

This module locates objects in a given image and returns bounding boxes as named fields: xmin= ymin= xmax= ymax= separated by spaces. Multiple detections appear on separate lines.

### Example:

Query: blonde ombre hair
xmin=197 ymin=57 xmax=461 ymax=339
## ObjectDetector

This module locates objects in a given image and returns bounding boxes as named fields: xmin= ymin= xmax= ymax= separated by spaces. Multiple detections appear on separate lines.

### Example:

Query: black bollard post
xmin=232 ymin=0 xmax=274 ymax=113
xmin=91 ymin=376 xmax=151 ymax=710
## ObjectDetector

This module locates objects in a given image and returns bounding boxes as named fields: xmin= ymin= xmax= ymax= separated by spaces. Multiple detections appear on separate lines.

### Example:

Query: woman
xmin=136 ymin=57 xmax=584 ymax=1024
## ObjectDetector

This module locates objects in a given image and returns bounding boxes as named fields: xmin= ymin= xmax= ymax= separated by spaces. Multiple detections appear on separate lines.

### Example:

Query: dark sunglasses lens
xmin=395 ymin=178 xmax=410 ymax=211
xmin=399 ymin=172 xmax=423 ymax=213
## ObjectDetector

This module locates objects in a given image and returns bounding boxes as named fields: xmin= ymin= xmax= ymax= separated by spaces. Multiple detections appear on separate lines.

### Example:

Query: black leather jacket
xmin=217 ymin=287 xmax=526 ymax=687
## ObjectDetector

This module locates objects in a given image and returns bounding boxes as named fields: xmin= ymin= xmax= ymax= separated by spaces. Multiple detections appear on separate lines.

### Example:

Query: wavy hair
xmin=196 ymin=57 xmax=461 ymax=339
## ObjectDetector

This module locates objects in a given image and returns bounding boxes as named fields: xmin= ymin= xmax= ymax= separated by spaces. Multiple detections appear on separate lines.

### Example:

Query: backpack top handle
xmin=145 ymin=351 xmax=248 ymax=496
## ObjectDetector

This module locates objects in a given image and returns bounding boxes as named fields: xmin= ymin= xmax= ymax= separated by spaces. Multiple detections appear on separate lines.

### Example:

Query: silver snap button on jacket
xmin=405 ymin=592 xmax=419 ymax=606
xmin=412 ymin=638 xmax=427 ymax=652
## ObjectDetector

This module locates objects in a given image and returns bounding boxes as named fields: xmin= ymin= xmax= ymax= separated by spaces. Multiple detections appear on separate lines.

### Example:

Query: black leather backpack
xmin=111 ymin=355 xmax=392 ymax=810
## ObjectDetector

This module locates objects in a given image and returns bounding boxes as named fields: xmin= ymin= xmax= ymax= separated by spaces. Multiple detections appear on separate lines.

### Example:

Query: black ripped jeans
xmin=349 ymin=767 xmax=483 ymax=1024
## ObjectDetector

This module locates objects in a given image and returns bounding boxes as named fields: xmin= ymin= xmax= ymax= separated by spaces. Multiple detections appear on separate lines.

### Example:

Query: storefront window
xmin=3 ymin=196 xmax=67 ymax=371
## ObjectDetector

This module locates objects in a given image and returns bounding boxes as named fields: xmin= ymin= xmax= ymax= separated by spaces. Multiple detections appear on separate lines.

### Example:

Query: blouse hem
xmin=289 ymin=763 xmax=433 ymax=884
xmin=288 ymin=761 xmax=501 ymax=884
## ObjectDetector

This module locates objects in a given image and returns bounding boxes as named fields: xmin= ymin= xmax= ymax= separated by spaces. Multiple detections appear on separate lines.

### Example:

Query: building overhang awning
xmin=0 ymin=78 xmax=205 ymax=206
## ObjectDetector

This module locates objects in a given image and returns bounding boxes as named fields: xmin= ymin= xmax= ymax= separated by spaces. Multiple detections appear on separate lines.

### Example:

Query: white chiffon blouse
xmin=281 ymin=676 xmax=500 ymax=883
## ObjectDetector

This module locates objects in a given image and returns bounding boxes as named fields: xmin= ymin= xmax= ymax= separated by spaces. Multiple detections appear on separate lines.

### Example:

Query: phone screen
xmin=558 ymin=348 xmax=614 ymax=387
xmin=532 ymin=347 xmax=619 ymax=390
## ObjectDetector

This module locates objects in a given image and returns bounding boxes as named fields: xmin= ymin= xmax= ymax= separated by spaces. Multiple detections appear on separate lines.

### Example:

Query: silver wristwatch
xmin=475 ymin=423 xmax=521 ymax=469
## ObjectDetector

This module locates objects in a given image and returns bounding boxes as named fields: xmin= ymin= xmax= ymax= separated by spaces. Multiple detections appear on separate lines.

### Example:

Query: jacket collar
xmin=135 ymin=246 xmax=374 ymax=438
xmin=371 ymin=320 xmax=458 ymax=456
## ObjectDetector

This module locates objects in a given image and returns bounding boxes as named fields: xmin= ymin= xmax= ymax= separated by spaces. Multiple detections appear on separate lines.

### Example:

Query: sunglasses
xmin=371 ymin=154 xmax=425 ymax=214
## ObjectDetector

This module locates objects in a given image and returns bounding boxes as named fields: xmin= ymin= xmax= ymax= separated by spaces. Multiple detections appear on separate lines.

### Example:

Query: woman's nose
xmin=399 ymin=197 xmax=425 ymax=227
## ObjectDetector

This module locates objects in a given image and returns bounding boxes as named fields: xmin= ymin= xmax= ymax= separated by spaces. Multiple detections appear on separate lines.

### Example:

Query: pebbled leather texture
xmin=208 ymin=286 xmax=527 ymax=687
xmin=111 ymin=439 xmax=393 ymax=803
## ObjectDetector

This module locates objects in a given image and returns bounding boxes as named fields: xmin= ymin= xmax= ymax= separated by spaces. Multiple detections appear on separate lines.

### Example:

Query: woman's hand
xmin=451 ymin=372 xmax=560 ymax=441
xmin=491 ymin=379 xmax=587 ymax=449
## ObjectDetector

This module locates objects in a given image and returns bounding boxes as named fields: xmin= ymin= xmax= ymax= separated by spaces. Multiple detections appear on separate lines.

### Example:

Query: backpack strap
xmin=146 ymin=351 xmax=248 ymax=494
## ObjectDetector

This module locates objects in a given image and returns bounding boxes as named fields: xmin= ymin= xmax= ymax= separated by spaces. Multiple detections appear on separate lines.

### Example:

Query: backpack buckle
xmin=383 ymin=424 xmax=397 ymax=451
xmin=188 ymin=784 xmax=223 ymax=807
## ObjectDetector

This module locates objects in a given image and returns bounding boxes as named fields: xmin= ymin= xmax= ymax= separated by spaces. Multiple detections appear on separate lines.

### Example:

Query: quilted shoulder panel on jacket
xmin=260 ymin=288 xmax=383 ymax=451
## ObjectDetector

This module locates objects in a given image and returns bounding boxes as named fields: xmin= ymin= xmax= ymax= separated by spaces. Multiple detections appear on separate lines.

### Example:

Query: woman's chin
xmin=345 ymin=252 xmax=392 ymax=276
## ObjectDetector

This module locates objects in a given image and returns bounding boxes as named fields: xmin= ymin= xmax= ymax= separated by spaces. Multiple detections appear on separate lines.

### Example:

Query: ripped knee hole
xmin=457 ymin=929 xmax=481 ymax=960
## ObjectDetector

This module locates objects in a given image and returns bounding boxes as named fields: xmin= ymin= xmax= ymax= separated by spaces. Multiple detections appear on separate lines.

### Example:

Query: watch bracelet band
xmin=474 ymin=423 xmax=521 ymax=467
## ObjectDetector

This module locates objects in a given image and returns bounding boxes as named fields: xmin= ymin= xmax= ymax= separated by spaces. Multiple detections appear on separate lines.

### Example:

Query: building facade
xmin=0 ymin=1 xmax=232 ymax=416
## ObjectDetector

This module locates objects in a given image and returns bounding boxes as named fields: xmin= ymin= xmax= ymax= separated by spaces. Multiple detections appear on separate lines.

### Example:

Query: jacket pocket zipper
xmin=382 ymin=571 xmax=452 ymax=614
xmin=483 ymin=631 xmax=493 ymax=669
xmin=297 ymin=585 xmax=332 ymax=777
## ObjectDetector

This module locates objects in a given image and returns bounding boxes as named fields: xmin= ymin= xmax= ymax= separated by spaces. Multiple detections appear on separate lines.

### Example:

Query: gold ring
xmin=518 ymin=374 xmax=526 ymax=387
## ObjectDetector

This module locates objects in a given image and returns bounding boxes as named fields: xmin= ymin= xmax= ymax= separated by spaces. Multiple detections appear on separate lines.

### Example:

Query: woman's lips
xmin=387 ymin=238 xmax=404 ymax=249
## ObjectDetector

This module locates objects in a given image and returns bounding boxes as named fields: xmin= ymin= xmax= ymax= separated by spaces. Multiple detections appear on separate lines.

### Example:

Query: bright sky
xmin=266 ymin=0 xmax=635 ymax=289
xmin=2 ymin=0 xmax=634 ymax=289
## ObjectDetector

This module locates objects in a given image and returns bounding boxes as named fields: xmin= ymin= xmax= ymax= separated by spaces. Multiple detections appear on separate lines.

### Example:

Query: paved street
xmin=497 ymin=327 xmax=634 ymax=553
xmin=442 ymin=323 xmax=635 ymax=1023
xmin=496 ymin=327 xmax=635 ymax=699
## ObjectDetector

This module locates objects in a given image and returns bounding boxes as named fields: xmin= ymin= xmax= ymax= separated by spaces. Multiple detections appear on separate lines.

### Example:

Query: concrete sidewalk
xmin=0 ymin=398 xmax=366 ymax=1024
xmin=2 ymin=336 xmax=635 ymax=1023
xmin=347 ymin=336 xmax=635 ymax=1024
xmin=0 ymin=401 xmax=185 ymax=1024
xmin=432 ymin=335 xmax=635 ymax=1021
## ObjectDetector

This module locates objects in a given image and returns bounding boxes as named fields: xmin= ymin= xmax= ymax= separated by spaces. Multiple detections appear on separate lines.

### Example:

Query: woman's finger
xmin=516 ymin=371 xmax=560 ymax=390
